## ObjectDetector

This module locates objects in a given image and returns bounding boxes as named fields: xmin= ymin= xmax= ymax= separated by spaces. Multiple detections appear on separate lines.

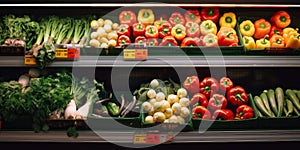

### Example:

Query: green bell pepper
xmin=107 ymin=102 xmax=120 ymax=116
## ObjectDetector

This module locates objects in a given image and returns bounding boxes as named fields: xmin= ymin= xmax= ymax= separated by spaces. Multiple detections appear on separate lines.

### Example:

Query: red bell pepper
xmin=185 ymin=21 xmax=200 ymax=38
xmin=217 ymin=27 xmax=239 ymax=46
xmin=132 ymin=23 xmax=146 ymax=38
xmin=201 ymin=7 xmax=220 ymax=23
xmin=202 ymin=33 xmax=218 ymax=47
xmin=159 ymin=36 xmax=178 ymax=46
xmin=158 ymin=22 xmax=172 ymax=39
xmin=117 ymin=35 xmax=131 ymax=47
xmin=117 ymin=24 xmax=131 ymax=37
xmin=180 ymin=37 xmax=199 ymax=47
xmin=270 ymin=10 xmax=291 ymax=29
xmin=235 ymin=105 xmax=254 ymax=120
xmin=269 ymin=26 xmax=283 ymax=38
xmin=212 ymin=109 xmax=234 ymax=120
xmin=183 ymin=75 xmax=200 ymax=95
xmin=190 ymin=93 xmax=209 ymax=108
xmin=134 ymin=36 xmax=147 ymax=44
xmin=254 ymin=18 xmax=271 ymax=40
xmin=219 ymin=77 xmax=234 ymax=93
xmin=145 ymin=25 xmax=158 ymax=39
xmin=200 ymin=77 xmax=220 ymax=99
xmin=169 ymin=12 xmax=186 ymax=27
xmin=227 ymin=86 xmax=248 ymax=107
xmin=208 ymin=94 xmax=227 ymax=111
xmin=146 ymin=38 xmax=159 ymax=47
xmin=192 ymin=106 xmax=211 ymax=120
xmin=184 ymin=9 xmax=201 ymax=24
xmin=119 ymin=10 xmax=137 ymax=26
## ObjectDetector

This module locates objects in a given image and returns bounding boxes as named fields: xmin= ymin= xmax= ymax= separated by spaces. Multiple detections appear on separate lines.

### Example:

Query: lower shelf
xmin=0 ymin=130 xmax=300 ymax=143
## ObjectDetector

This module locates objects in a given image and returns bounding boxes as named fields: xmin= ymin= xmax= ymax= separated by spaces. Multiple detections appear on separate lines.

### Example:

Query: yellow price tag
xmin=124 ymin=50 xmax=136 ymax=59
xmin=133 ymin=134 xmax=147 ymax=144
xmin=55 ymin=48 xmax=68 ymax=58
xmin=24 ymin=55 xmax=36 ymax=65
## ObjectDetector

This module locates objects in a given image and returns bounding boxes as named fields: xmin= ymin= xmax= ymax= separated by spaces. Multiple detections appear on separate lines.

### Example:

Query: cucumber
xmin=267 ymin=89 xmax=278 ymax=115
xmin=253 ymin=96 xmax=274 ymax=117
xmin=260 ymin=92 xmax=272 ymax=115
xmin=275 ymin=87 xmax=284 ymax=117
xmin=286 ymin=89 xmax=300 ymax=111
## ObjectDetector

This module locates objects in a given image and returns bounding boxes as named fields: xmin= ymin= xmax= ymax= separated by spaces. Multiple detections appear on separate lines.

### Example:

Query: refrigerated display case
xmin=0 ymin=0 xmax=300 ymax=148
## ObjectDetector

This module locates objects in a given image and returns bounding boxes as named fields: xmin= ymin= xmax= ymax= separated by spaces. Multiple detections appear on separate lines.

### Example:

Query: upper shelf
xmin=1 ymin=56 xmax=300 ymax=67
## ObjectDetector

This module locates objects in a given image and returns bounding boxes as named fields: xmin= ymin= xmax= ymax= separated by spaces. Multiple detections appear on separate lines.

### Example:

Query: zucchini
xmin=275 ymin=87 xmax=284 ymax=117
xmin=267 ymin=89 xmax=278 ymax=115
xmin=285 ymin=99 xmax=294 ymax=117
xmin=293 ymin=107 xmax=300 ymax=116
xmin=260 ymin=92 xmax=272 ymax=115
xmin=286 ymin=89 xmax=300 ymax=111
xmin=255 ymin=108 xmax=264 ymax=118
xmin=253 ymin=96 xmax=274 ymax=117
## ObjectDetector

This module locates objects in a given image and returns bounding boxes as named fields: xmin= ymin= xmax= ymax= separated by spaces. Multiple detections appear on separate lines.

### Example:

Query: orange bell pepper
xmin=254 ymin=18 xmax=271 ymax=40
xmin=270 ymin=35 xmax=285 ymax=48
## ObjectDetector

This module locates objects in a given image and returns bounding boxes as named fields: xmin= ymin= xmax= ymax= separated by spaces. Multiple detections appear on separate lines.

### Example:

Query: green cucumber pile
xmin=253 ymin=87 xmax=300 ymax=118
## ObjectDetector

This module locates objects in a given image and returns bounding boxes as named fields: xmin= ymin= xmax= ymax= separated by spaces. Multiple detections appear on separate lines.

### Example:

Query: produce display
xmin=0 ymin=69 xmax=107 ymax=134
xmin=184 ymin=76 xmax=255 ymax=120
xmin=253 ymin=87 xmax=300 ymax=118
xmin=240 ymin=10 xmax=300 ymax=50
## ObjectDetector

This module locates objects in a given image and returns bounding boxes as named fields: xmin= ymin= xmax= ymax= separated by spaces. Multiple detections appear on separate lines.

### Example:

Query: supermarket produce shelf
xmin=2 ymin=56 xmax=300 ymax=67
xmin=0 ymin=130 xmax=300 ymax=143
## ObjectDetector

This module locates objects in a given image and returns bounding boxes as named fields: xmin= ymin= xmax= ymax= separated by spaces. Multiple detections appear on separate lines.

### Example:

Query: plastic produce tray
xmin=192 ymin=94 xmax=259 ymax=131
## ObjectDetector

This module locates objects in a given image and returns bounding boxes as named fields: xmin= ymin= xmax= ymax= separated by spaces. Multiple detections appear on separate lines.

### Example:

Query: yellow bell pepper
xmin=286 ymin=34 xmax=300 ymax=49
xmin=219 ymin=12 xmax=237 ymax=28
xmin=171 ymin=24 xmax=186 ymax=41
xmin=200 ymin=20 xmax=217 ymax=35
xmin=239 ymin=20 xmax=255 ymax=37
xmin=283 ymin=27 xmax=298 ymax=43
xmin=256 ymin=35 xmax=270 ymax=49
xmin=243 ymin=36 xmax=256 ymax=49
xmin=137 ymin=9 xmax=155 ymax=25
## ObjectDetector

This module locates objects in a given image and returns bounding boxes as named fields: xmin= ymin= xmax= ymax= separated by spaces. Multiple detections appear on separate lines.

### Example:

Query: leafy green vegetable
xmin=0 ymin=81 xmax=28 ymax=122
xmin=2 ymin=14 xmax=40 ymax=50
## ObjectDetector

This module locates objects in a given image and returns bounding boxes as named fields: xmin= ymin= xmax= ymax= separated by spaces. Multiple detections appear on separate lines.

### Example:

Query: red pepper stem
xmin=238 ymin=111 xmax=244 ymax=116
xmin=204 ymin=86 xmax=210 ymax=92
xmin=235 ymin=93 xmax=246 ymax=102
xmin=207 ymin=9 xmax=214 ymax=16
xmin=124 ymin=13 xmax=131 ymax=21
xmin=137 ymin=24 xmax=142 ymax=30
xmin=163 ymin=28 xmax=169 ymax=33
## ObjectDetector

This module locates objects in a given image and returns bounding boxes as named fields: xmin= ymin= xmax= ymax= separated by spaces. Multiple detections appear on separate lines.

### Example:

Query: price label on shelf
xmin=123 ymin=44 xmax=148 ymax=60
xmin=133 ymin=134 xmax=147 ymax=144
xmin=24 ymin=55 xmax=36 ymax=65
xmin=55 ymin=48 xmax=68 ymax=58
